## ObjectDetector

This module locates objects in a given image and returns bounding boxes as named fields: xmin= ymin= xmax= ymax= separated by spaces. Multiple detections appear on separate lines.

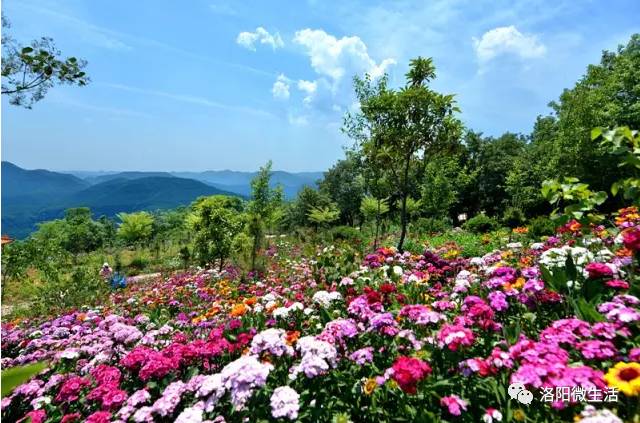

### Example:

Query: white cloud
xmin=297 ymin=79 xmax=317 ymax=105
xmin=473 ymin=25 xmax=546 ymax=63
xmin=292 ymin=29 xmax=395 ymax=85
xmin=272 ymin=74 xmax=290 ymax=100
xmin=237 ymin=27 xmax=284 ymax=51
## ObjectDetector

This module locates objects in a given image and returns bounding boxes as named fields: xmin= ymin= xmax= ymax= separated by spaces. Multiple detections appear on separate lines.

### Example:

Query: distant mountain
xmin=171 ymin=170 xmax=323 ymax=198
xmin=1 ymin=162 xmax=242 ymax=238
xmin=67 ymin=169 xmax=323 ymax=199
xmin=84 ymin=171 xmax=174 ymax=185
xmin=2 ymin=161 xmax=89 ymax=198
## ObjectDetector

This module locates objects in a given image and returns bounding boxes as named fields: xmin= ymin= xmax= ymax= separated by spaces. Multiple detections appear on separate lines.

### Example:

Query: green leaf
xmin=591 ymin=127 xmax=603 ymax=140
xmin=1 ymin=362 xmax=48 ymax=397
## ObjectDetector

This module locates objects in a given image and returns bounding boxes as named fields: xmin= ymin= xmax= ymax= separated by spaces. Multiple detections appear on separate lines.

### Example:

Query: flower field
xmin=2 ymin=210 xmax=640 ymax=422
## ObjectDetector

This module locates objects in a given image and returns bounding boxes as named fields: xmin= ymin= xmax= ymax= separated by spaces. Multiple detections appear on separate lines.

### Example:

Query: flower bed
xmin=2 ymin=210 xmax=640 ymax=422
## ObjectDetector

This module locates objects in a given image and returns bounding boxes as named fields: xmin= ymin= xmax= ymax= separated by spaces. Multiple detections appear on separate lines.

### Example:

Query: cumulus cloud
xmin=272 ymin=74 xmax=291 ymax=100
xmin=237 ymin=27 xmax=284 ymax=51
xmin=292 ymin=29 xmax=396 ymax=85
xmin=472 ymin=26 xmax=546 ymax=63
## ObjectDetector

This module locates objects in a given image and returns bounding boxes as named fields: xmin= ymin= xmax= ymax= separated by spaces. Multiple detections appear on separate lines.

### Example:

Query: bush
xmin=463 ymin=214 xmax=500 ymax=233
xmin=128 ymin=256 xmax=149 ymax=274
xmin=330 ymin=226 xmax=363 ymax=244
xmin=528 ymin=215 xmax=557 ymax=237
xmin=502 ymin=207 xmax=525 ymax=228
xmin=412 ymin=217 xmax=452 ymax=234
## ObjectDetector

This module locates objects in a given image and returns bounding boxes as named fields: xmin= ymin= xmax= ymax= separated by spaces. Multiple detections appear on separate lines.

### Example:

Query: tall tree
xmin=319 ymin=152 xmax=365 ymax=226
xmin=344 ymin=57 xmax=462 ymax=251
xmin=1 ymin=17 xmax=89 ymax=108
xmin=247 ymin=161 xmax=283 ymax=271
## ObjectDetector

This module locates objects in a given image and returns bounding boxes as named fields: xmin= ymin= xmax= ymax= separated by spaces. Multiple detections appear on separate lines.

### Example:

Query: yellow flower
xmin=362 ymin=378 xmax=377 ymax=395
xmin=604 ymin=361 xmax=640 ymax=396
xmin=513 ymin=409 xmax=526 ymax=421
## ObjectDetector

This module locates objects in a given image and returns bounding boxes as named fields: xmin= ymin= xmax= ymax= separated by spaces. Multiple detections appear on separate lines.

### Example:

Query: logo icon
xmin=508 ymin=382 xmax=534 ymax=405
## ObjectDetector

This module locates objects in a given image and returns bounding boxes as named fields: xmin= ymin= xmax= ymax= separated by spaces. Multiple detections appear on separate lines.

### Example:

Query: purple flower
xmin=488 ymin=291 xmax=509 ymax=312
xmin=270 ymin=386 xmax=300 ymax=420
xmin=349 ymin=347 xmax=374 ymax=365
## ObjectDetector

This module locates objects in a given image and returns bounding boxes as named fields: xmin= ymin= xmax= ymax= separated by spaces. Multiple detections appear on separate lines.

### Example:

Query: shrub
xmin=502 ymin=207 xmax=525 ymax=228
xmin=412 ymin=217 xmax=452 ymax=234
xmin=528 ymin=215 xmax=557 ymax=237
xmin=331 ymin=226 xmax=363 ymax=244
xmin=463 ymin=214 xmax=499 ymax=233
xmin=128 ymin=256 xmax=149 ymax=274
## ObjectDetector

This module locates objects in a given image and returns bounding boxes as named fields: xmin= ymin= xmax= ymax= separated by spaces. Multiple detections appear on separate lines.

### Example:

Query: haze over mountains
xmin=1 ymin=162 xmax=322 ymax=238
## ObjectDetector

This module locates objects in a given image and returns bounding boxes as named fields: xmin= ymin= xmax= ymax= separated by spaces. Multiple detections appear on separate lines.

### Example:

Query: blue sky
xmin=2 ymin=0 xmax=639 ymax=172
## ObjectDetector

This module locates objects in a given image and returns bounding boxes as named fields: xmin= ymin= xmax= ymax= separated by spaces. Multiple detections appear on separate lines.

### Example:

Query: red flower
xmin=391 ymin=356 xmax=432 ymax=394
xmin=623 ymin=227 xmax=640 ymax=251
xmin=61 ymin=413 xmax=82 ymax=423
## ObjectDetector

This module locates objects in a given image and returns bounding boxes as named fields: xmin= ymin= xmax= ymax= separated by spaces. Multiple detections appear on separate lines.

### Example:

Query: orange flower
xmin=513 ymin=227 xmax=528 ymax=234
xmin=230 ymin=303 xmax=248 ymax=317
xmin=569 ymin=221 xmax=582 ymax=232
xmin=244 ymin=297 xmax=258 ymax=306
xmin=285 ymin=330 xmax=300 ymax=345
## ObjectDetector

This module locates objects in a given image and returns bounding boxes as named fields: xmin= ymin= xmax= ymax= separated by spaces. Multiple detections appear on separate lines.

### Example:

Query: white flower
xmin=312 ymin=291 xmax=342 ymax=308
xmin=506 ymin=242 xmax=522 ymax=249
xmin=392 ymin=265 xmax=403 ymax=276
xmin=530 ymin=242 xmax=545 ymax=250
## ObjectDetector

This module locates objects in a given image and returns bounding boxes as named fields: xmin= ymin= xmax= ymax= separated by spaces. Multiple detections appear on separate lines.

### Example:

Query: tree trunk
xmin=373 ymin=201 xmax=380 ymax=251
xmin=397 ymin=155 xmax=412 ymax=252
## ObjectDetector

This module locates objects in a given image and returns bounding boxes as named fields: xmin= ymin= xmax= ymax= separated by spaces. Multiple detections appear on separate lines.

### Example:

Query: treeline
xmin=279 ymin=34 xmax=639 ymax=249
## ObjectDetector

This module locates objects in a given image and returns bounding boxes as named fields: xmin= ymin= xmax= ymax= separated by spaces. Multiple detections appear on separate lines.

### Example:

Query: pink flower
xmin=55 ymin=376 xmax=91 ymax=403
xmin=440 ymin=395 xmax=468 ymax=416
xmin=482 ymin=408 xmax=503 ymax=423
xmin=605 ymin=279 xmax=629 ymax=289
xmin=19 ymin=410 xmax=46 ymax=423
xmin=437 ymin=324 xmax=475 ymax=351
xmin=86 ymin=411 xmax=112 ymax=423
xmin=391 ymin=356 xmax=432 ymax=394
xmin=584 ymin=262 xmax=613 ymax=279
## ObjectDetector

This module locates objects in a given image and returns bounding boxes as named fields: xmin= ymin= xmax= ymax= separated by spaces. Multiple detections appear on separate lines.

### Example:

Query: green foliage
xmin=359 ymin=196 xmax=389 ymax=221
xmin=463 ymin=214 xmax=500 ymax=233
xmin=344 ymin=56 xmax=462 ymax=251
xmin=1 ymin=17 xmax=89 ymax=108
xmin=1 ymin=362 xmax=48 ymax=397
xmin=528 ymin=216 xmax=557 ymax=237
xmin=191 ymin=196 xmax=242 ymax=269
xmin=501 ymin=207 xmax=525 ymax=229
xmin=319 ymin=153 xmax=365 ymax=225
xmin=117 ymin=211 xmax=154 ymax=245
xmin=284 ymin=186 xmax=331 ymax=229
xmin=541 ymin=177 xmax=607 ymax=225
xmin=307 ymin=204 xmax=340 ymax=228
xmin=330 ymin=226 xmax=363 ymax=244
xmin=412 ymin=217 xmax=452 ymax=234
xmin=421 ymin=154 xmax=469 ymax=218
xmin=593 ymin=126 xmax=640 ymax=203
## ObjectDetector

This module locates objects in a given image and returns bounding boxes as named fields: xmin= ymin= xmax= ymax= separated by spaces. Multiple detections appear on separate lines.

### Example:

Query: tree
xmin=62 ymin=208 xmax=103 ymax=256
xmin=117 ymin=212 xmax=154 ymax=245
xmin=344 ymin=57 xmax=462 ymax=251
xmin=319 ymin=153 xmax=365 ymax=226
xmin=246 ymin=161 xmax=283 ymax=271
xmin=285 ymin=186 xmax=331 ymax=229
xmin=1 ymin=17 xmax=89 ymax=108
xmin=360 ymin=196 xmax=389 ymax=249
xmin=474 ymin=133 xmax=527 ymax=215
xmin=307 ymin=204 xmax=340 ymax=230
xmin=191 ymin=196 xmax=242 ymax=270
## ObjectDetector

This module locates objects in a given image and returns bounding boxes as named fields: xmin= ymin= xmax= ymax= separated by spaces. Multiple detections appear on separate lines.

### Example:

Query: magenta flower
xmin=441 ymin=395 xmax=468 ymax=416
